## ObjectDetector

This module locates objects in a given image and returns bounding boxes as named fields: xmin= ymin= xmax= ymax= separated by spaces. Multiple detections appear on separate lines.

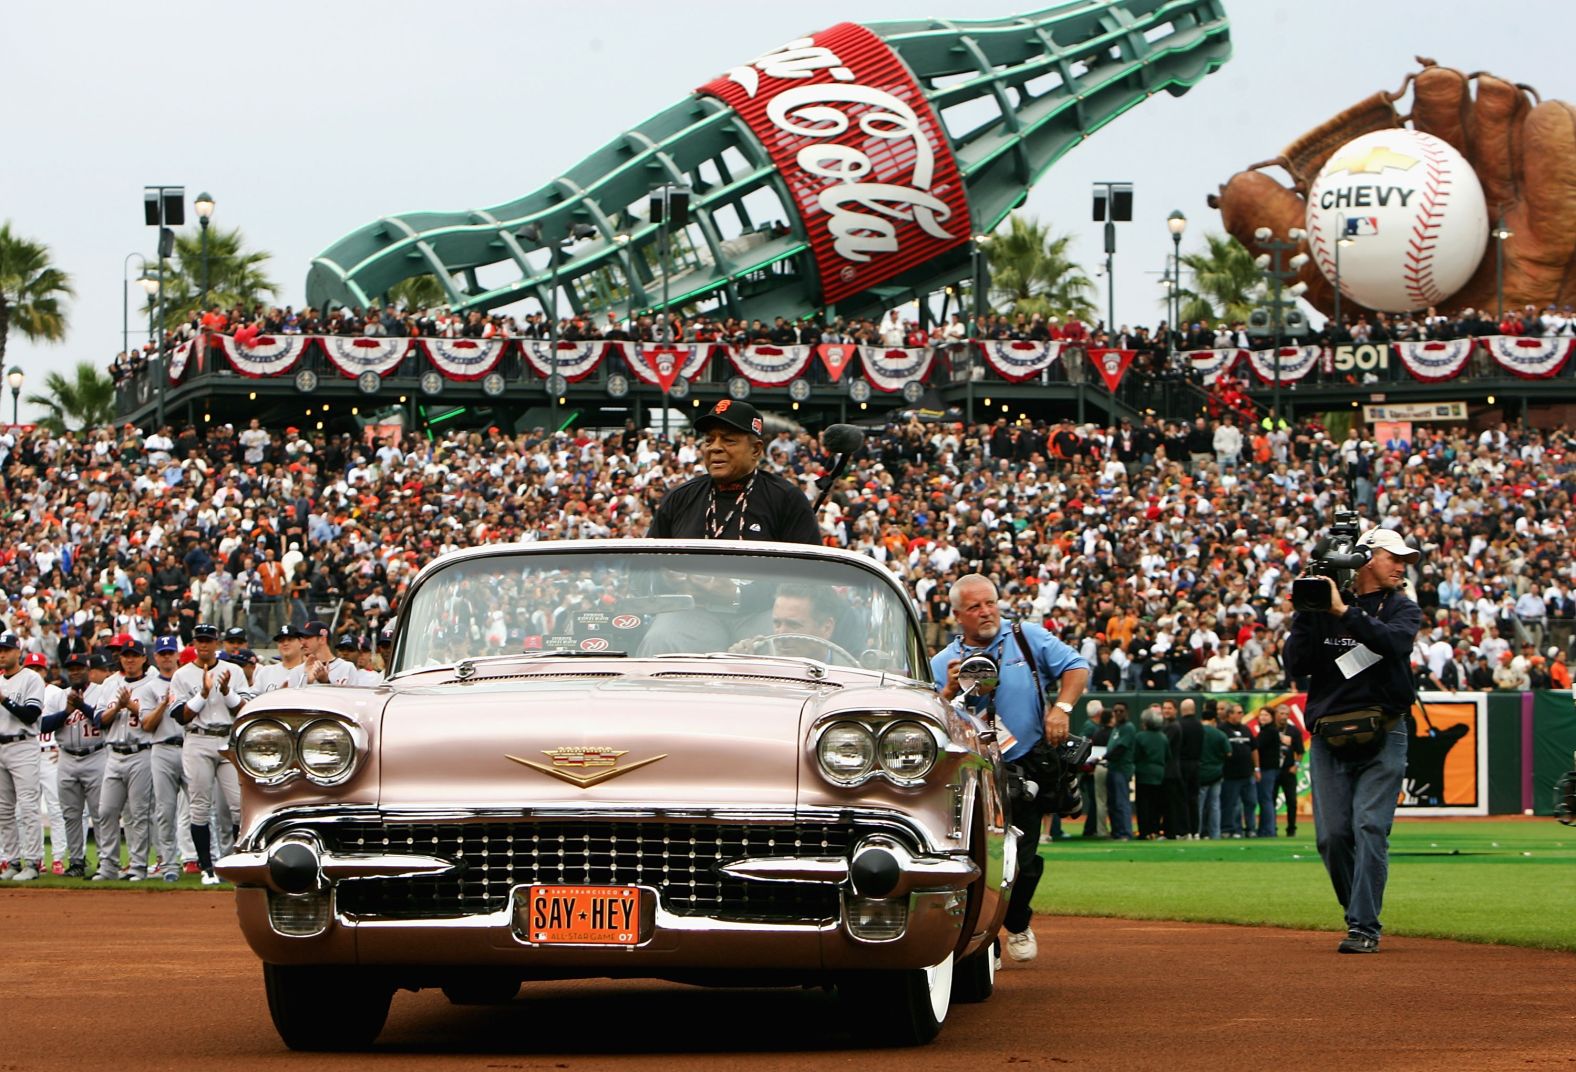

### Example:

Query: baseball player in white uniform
xmin=168 ymin=623 xmax=240 ymax=885
xmin=41 ymin=652 xmax=106 ymax=878
xmin=93 ymin=640 xmax=164 ymax=881
xmin=0 ymin=632 xmax=46 ymax=882
xmin=244 ymin=624 xmax=312 ymax=700
xmin=32 ymin=653 xmax=68 ymax=874
xmin=142 ymin=637 xmax=189 ymax=882
xmin=303 ymin=621 xmax=358 ymax=685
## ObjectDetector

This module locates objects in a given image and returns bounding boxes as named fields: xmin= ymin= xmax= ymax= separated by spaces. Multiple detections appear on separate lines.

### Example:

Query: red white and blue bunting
xmin=859 ymin=346 xmax=934 ymax=393
xmin=320 ymin=336 xmax=410 ymax=377
xmin=518 ymin=339 xmax=601 ymax=382
xmin=168 ymin=339 xmax=194 ymax=382
xmin=213 ymin=333 xmax=310 ymax=378
xmin=1244 ymin=345 xmax=1321 ymax=384
xmin=728 ymin=344 xmax=815 ymax=386
xmin=1394 ymin=338 xmax=1474 ymax=383
xmin=1481 ymin=334 xmax=1575 ymax=379
xmin=975 ymin=339 xmax=1061 ymax=382
xmin=1185 ymin=348 xmax=1245 ymax=386
xmin=625 ymin=343 xmax=715 ymax=387
xmin=422 ymin=337 xmax=507 ymax=380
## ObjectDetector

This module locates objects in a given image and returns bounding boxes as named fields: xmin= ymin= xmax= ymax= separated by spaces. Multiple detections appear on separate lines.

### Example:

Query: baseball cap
xmin=302 ymin=621 xmax=330 ymax=638
xmin=119 ymin=639 xmax=148 ymax=658
xmin=274 ymin=623 xmax=307 ymax=641
xmin=86 ymin=653 xmax=108 ymax=670
xmin=335 ymin=633 xmax=361 ymax=650
xmin=377 ymin=629 xmax=394 ymax=648
xmin=1356 ymin=528 xmax=1421 ymax=559
xmin=224 ymin=627 xmax=247 ymax=643
xmin=153 ymin=636 xmax=181 ymax=654
xmin=23 ymin=652 xmax=47 ymax=668
xmin=694 ymin=399 xmax=764 ymax=439
xmin=63 ymin=652 xmax=88 ymax=667
xmin=192 ymin=623 xmax=219 ymax=640
xmin=0 ymin=632 xmax=19 ymax=649
xmin=108 ymin=632 xmax=134 ymax=649
xmin=236 ymin=648 xmax=258 ymax=665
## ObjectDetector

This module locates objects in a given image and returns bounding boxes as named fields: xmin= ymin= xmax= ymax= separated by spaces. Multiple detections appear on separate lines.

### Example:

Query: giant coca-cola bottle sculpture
xmin=306 ymin=1 xmax=1230 ymax=322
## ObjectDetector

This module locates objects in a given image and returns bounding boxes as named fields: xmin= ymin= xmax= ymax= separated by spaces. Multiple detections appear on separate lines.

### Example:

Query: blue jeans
xmin=1220 ymin=777 xmax=1254 ymax=836
xmin=1256 ymin=769 xmax=1279 ymax=837
xmin=1310 ymin=725 xmax=1407 ymax=939
xmin=1106 ymin=769 xmax=1133 ymax=839
xmin=1197 ymin=780 xmax=1222 ymax=838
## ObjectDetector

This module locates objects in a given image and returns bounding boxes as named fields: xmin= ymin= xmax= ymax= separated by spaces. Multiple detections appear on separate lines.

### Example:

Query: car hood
xmin=378 ymin=666 xmax=838 ymax=809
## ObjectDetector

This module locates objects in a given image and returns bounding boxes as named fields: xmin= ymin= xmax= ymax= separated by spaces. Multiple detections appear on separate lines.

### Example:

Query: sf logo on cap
xmin=714 ymin=400 xmax=732 ymax=414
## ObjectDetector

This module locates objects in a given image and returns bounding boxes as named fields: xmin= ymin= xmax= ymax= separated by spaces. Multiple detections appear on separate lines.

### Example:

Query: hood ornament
xmin=507 ymin=746 xmax=667 ymax=788
xmin=455 ymin=660 xmax=476 ymax=681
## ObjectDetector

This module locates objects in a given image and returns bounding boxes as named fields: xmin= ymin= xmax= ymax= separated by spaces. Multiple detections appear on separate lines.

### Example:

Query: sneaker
xmin=50 ymin=860 xmax=65 ymax=875
xmin=89 ymin=873 xmax=112 ymax=882
xmin=1337 ymin=933 xmax=1380 ymax=954
xmin=200 ymin=870 xmax=222 ymax=886
xmin=182 ymin=862 xmax=201 ymax=875
xmin=63 ymin=864 xmax=85 ymax=879
xmin=1005 ymin=928 xmax=1038 ymax=962
xmin=0 ymin=860 xmax=14 ymax=880
xmin=127 ymin=874 xmax=146 ymax=883
xmin=10 ymin=863 xmax=40 ymax=882
xmin=162 ymin=868 xmax=181 ymax=883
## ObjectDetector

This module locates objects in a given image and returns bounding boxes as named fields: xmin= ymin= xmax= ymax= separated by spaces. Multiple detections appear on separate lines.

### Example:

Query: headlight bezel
xmin=876 ymin=720 xmax=939 ymax=783
xmin=815 ymin=721 xmax=877 ymax=785
xmin=296 ymin=719 xmax=357 ymax=784
xmin=812 ymin=714 xmax=945 ymax=789
xmin=234 ymin=719 xmax=298 ymax=785
xmin=229 ymin=711 xmax=363 ymax=789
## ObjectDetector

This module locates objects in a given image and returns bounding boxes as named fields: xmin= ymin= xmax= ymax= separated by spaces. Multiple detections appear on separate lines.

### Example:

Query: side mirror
xmin=956 ymin=653 xmax=999 ymax=700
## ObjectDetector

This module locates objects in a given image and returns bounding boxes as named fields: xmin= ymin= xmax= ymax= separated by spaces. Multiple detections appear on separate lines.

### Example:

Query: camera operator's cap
xmin=694 ymin=399 xmax=764 ymax=439
xmin=153 ymin=636 xmax=180 ymax=654
xmin=1356 ymin=528 xmax=1420 ymax=559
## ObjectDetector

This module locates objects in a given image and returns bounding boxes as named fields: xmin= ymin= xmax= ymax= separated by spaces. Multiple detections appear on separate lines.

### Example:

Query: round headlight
xmin=878 ymin=721 xmax=937 ymax=780
xmin=236 ymin=720 xmax=295 ymax=780
xmin=817 ymin=722 xmax=875 ymax=783
xmin=297 ymin=720 xmax=355 ymax=781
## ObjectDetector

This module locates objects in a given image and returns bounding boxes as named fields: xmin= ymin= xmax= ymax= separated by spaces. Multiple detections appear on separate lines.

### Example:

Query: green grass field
xmin=17 ymin=820 xmax=1574 ymax=951
xmin=1033 ymin=818 xmax=1576 ymax=951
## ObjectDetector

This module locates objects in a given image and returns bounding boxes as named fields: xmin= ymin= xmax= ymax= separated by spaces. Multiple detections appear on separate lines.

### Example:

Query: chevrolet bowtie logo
xmin=506 ymin=746 xmax=667 ymax=788
xmin=1326 ymin=145 xmax=1419 ymax=176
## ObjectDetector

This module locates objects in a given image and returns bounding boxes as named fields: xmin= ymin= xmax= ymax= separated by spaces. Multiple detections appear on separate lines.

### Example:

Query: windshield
xmin=392 ymin=549 xmax=927 ymax=679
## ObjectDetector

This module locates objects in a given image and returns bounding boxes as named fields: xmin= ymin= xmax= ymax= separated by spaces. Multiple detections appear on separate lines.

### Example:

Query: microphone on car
xmin=812 ymin=424 xmax=866 ymax=513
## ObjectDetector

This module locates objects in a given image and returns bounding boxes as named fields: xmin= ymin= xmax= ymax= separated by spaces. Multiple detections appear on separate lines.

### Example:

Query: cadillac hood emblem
xmin=506 ymin=746 xmax=668 ymax=788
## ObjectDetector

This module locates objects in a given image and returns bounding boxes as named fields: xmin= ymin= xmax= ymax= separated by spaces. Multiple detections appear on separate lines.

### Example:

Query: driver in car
xmin=730 ymin=584 xmax=847 ymax=662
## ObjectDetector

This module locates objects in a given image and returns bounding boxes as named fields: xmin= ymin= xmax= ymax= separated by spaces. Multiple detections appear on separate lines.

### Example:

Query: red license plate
xmin=524 ymin=885 xmax=641 ymax=945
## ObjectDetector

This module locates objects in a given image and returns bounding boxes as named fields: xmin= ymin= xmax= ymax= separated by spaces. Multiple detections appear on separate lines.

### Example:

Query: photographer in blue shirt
xmin=933 ymin=574 xmax=1088 ymax=964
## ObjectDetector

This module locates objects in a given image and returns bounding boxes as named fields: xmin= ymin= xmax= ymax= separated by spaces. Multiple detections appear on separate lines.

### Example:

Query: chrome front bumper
xmin=218 ymin=807 xmax=979 ymax=972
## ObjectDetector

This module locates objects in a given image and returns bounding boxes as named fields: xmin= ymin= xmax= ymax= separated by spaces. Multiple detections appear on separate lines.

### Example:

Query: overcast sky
xmin=2 ymin=0 xmax=1565 ymax=418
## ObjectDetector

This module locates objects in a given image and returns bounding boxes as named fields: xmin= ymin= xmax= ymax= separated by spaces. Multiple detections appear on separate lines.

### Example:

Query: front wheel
xmin=950 ymin=937 xmax=998 ymax=1004
xmin=839 ymin=953 xmax=954 ymax=1046
xmin=264 ymin=963 xmax=393 ymax=1051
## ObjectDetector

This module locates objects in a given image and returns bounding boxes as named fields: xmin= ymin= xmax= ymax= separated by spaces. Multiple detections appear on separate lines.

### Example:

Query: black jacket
xmin=1283 ymin=586 xmax=1422 ymax=724
xmin=1222 ymin=722 xmax=1255 ymax=779
xmin=648 ymin=469 xmax=820 ymax=545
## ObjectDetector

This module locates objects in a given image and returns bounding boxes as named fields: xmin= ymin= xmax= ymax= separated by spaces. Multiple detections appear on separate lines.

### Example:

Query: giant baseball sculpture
xmin=1213 ymin=59 xmax=1576 ymax=317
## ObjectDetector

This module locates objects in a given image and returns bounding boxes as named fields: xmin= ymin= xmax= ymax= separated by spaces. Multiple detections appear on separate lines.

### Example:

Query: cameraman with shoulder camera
xmin=1284 ymin=525 xmax=1421 ymax=954
xmin=935 ymin=573 xmax=1089 ymax=964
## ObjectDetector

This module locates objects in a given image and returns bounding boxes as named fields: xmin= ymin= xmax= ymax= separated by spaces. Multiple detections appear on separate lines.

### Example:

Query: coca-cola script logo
xmin=699 ymin=22 xmax=970 ymax=304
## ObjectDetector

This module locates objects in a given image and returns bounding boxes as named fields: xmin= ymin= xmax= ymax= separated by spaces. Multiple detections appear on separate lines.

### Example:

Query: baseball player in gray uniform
xmin=40 ymin=652 xmax=106 ymax=878
xmin=167 ymin=623 xmax=240 ymax=885
xmin=93 ymin=640 xmax=166 ymax=881
xmin=142 ymin=637 xmax=188 ymax=882
xmin=302 ymin=621 xmax=357 ymax=685
xmin=0 ymin=632 xmax=46 ymax=882
xmin=243 ymin=624 xmax=311 ymax=700
xmin=34 ymin=653 xmax=67 ymax=872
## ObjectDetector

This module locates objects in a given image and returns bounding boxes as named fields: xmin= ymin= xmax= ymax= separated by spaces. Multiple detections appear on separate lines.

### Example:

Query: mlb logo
xmin=1343 ymin=216 xmax=1378 ymax=237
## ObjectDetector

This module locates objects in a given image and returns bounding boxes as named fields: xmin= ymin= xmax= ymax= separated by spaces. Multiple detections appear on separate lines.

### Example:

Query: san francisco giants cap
xmin=694 ymin=399 xmax=764 ymax=439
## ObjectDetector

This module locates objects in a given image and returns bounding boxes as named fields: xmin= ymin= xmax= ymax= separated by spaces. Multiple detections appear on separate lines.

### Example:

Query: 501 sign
xmin=1331 ymin=344 xmax=1389 ymax=373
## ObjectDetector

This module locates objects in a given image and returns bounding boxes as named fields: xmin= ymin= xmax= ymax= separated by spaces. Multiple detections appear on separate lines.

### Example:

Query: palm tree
xmin=385 ymin=274 xmax=448 ymax=311
xmin=0 ymin=222 xmax=74 ymax=367
xmin=147 ymin=225 xmax=279 ymax=328
xmin=24 ymin=361 xmax=116 ymax=433
xmin=983 ymin=214 xmax=1098 ymax=324
xmin=1175 ymin=233 xmax=1260 ymax=327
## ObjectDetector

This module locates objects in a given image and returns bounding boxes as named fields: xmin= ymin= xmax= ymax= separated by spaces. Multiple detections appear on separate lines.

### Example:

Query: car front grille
xmin=325 ymin=819 xmax=853 ymax=922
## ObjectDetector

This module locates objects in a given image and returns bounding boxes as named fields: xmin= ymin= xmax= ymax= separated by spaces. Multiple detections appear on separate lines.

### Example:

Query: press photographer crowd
xmin=0 ymin=399 xmax=1572 ymax=900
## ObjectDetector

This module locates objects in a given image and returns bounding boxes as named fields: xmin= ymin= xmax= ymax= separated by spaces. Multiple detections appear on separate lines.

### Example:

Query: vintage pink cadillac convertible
xmin=218 ymin=540 xmax=1011 ymax=1049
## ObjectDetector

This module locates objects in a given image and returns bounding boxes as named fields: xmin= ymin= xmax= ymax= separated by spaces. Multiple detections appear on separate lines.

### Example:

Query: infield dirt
xmin=1 ymin=891 xmax=1571 ymax=1070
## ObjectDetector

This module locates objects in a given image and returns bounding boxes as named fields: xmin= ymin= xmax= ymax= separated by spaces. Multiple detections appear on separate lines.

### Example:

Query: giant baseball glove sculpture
xmin=1210 ymin=59 xmax=1576 ymax=317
